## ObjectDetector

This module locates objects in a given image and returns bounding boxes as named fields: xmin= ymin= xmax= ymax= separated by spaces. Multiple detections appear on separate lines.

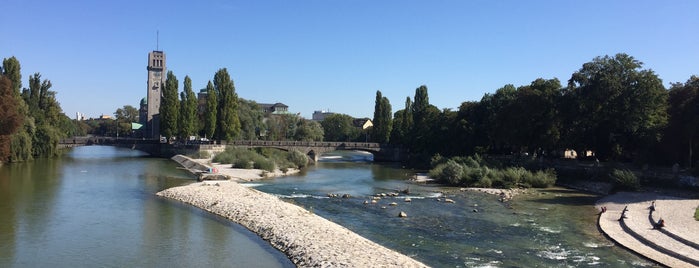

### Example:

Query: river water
xmin=1 ymin=146 xmax=653 ymax=267
xmin=0 ymin=146 xmax=293 ymax=267
xmin=250 ymin=151 xmax=655 ymax=267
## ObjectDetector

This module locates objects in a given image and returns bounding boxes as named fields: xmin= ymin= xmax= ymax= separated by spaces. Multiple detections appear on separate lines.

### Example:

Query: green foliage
xmin=265 ymin=113 xmax=300 ymax=141
xmin=178 ymin=75 xmax=198 ymax=139
xmin=429 ymin=155 xmax=556 ymax=189
xmin=294 ymin=119 xmax=324 ymax=141
xmin=213 ymin=147 xmax=309 ymax=172
xmin=321 ymin=113 xmax=361 ymax=141
xmin=565 ymin=53 xmax=668 ymax=161
xmin=237 ymin=99 xmax=265 ymax=140
xmin=214 ymin=68 xmax=241 ymax=142
xmin=694 ymin=207 xmax=699 ymax=221
xmin=202 ymin=81 xmax=217 ymax=139
xmin=372 ymin=90 xmax=392 ymax=143
xmin=160 ymin=71 xmax=179 ymax=138
xmin=114 ymin=105 xmax=139 ymax=123
xmin=609 ymin=169 xmax=641 ymax=191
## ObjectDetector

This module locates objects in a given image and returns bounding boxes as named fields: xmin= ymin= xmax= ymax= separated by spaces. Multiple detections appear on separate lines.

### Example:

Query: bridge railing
xmin=228 ymin=140 xmax=383 ymax=148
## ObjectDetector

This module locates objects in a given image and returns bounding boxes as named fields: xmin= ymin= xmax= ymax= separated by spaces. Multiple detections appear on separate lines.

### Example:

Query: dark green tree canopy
xmin=565 ymin=53 xmax=668 ymax=160
xmin=372 ymin=90 xmax=392 ymax=144
xmin=160 ymin=71 xmax=179 ymax=138
xmin=214 ymin=68 xmax=241 ymax=142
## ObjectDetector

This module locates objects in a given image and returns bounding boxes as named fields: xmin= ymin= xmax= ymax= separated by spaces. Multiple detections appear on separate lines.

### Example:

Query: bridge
xmin=59 ymin=137 xmax=405 ymax=162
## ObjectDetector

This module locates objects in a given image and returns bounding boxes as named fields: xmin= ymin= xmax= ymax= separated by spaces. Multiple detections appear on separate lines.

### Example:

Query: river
xmin=0 ymin=146 xmax=293 ymax=267
xmin=1 ymin=146 xmax=653 ymax=267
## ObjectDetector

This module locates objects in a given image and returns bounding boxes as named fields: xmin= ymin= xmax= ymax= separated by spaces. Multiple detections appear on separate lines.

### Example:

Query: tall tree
xmin=372 ymin=90 xmax=392 ymax=143
xmin=202 ymin=81 xmax=217 ymax=139
xmin=2 ymin=56 xmax=22 ymax=97
xmin=663 ymin=76 xmax=699 ymax=167
xmin=565 ymin=53 xmax=668 ymax=160
xmin=160 ymin=71 xmax=179 ymax=139
xmin=390 ymin=97 xmax=413 ymax=145
xmin=178 ymin=75 xmax=198 ymax=140
xmin=214 ymin=68 xmax=241 ymax=142
xmin=0 ymin=76 xmax=24 ymax=162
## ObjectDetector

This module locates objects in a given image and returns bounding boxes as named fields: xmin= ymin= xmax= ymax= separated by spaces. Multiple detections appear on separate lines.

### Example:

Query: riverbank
xmin=596 ymin=192 xmax=699 ymax=267
xmin=158 ymin=181 xmax=428 ymax=267
xmin=172 ymin=154 xmax=300 ymax=181
xmin=161 ymin=156 xmax=428 ymax=267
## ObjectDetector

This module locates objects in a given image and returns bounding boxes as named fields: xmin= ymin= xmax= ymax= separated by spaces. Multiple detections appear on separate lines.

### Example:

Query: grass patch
xmin=695 ymin=207 xmax=699 ymax=221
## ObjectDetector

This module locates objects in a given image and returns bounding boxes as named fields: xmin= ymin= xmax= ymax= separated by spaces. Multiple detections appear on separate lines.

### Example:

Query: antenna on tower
xmin=156 ymin=30 xmax=159 ymax=51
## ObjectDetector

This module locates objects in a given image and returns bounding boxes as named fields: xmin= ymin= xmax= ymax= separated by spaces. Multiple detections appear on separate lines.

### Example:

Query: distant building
xmin=353 ymin=118 xmax=373 ymax=130
xmin=99 ymin=114 xmax=112 ymax=120
xmin=146 ymin=50 xmax=166 ymax=138
xmin=312 ymin=110 xmax=335 ymax=121
xmin=259 ymin=103 xmax=289 ymax=114
xmin=75 ymin=112 xmax=86 ymax=121
xmin=196 ymin=88 xmax=208 ymax=116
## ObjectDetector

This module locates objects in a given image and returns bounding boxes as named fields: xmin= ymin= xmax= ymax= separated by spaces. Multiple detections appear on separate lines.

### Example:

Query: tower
xmin=146 ymin=50 xmax=166 ymax=138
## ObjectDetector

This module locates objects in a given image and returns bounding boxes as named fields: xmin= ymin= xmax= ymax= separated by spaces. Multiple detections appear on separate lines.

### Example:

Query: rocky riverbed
xmin=157 ymin=180 xmax=427 ymax=267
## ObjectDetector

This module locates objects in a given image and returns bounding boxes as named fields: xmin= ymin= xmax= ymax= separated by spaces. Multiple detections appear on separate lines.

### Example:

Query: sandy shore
xmin=172 ymin=154 xmax=301 ymax=182
xmin=596 ymin=192 xmax=699 ymax=267
xmin=161 ymin=156 xmax=428 ymax=267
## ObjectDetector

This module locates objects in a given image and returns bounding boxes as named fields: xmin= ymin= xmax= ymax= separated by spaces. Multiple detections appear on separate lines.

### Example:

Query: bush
xmin=610 ymin=169 xmax=641 ymax=191
xmin=428 ymin=155 xmax=557 ymax=189
xmin=287 ymin=150 xmax=309 ymax=168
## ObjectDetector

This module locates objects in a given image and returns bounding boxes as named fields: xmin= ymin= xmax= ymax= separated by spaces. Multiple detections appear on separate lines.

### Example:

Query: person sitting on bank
xmin=618 ymin=205 xmax=628 ymax=221
xmin=654 ymin=218 xmax=665 ymax=229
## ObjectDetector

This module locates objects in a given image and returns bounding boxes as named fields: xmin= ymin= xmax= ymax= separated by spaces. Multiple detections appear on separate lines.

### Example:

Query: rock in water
xmin=398 ymin=211 xmax=408 ymax=218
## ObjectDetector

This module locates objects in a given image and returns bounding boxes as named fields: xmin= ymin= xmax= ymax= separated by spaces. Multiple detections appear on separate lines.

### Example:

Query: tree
xmin=214 ymin=68 xmax=241 ymax=142
xmin=390 ymin=97 xmax=413 ymax=145
xmin=114 ymin=105 xmax=139 ymax=122
xmin=565 ymin=53 xmax=668 ymax=160
xmin=321 ymin=113 xmax=360 ymax=141
xmin=178 ymin=75 xmax=198 ymax=140
xmin=663 ymin=76 xmax=699 ymax=167
xmin=265 ymin=114 xmax=300 ymax=141
xmin=237 ymin=99 xmax=265 ymax=140
xmin=2 ymin=56 xmax=22 ymax=97
xmin=372 ymin=90 xmax=392 ymax=143
xmin=160 ymin=71 xmax=179 ymax=139
xmin=202 ymin=81 xmax=217 ymax=139
xmin=294 ymin=119 xmax=324 ymax=141
xmin=0 ymin=76 xmax=23 ymax=161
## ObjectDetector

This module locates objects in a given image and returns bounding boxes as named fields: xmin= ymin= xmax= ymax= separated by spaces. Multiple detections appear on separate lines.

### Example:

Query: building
xmin=146 ymin=50 xmax=166 ymax=138
xmin=353 ymin=118 xmax=373 ymax=130
xmin=259 ymin=103 xmax=289 ymax=114
xmin=312 ymin=110 xmax=335 ymax=121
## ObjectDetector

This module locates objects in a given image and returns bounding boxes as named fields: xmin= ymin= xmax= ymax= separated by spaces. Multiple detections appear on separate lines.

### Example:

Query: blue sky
xmin=2 ymin=0 xmax=697 ymax=119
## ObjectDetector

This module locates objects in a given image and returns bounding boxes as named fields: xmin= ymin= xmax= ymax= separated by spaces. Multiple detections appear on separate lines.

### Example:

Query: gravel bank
xmin=157 ymin=181 xmax=428 ymax=267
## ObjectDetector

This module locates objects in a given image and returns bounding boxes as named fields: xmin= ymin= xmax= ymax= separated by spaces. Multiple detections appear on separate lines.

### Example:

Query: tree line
xmin=367 ymin=53 xmax=698 ymax=170
xmin=1 ymin=56 xmax=76 ymax=162
xmin=156 ymin=68 xmax=324 ymax=143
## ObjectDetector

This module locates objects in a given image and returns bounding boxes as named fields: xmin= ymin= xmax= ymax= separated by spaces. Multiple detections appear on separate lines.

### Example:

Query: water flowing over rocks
xmin=157 ymin=181 xmax=428 ymax=267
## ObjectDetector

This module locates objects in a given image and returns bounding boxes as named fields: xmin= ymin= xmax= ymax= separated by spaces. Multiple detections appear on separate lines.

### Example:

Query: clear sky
xmin=2 ymin=0 xmax=697 ymax=119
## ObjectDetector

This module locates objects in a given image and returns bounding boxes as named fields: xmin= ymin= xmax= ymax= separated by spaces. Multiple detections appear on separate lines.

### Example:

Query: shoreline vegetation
xmin=161 ymin=154 xmax=428 ymax=267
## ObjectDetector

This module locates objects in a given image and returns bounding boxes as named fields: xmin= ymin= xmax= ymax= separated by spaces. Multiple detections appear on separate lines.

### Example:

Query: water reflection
xmin=0 ymin=146 xmax=293 ymax=267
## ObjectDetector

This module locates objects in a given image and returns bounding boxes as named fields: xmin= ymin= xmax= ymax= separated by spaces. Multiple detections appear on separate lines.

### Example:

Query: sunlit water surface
xmin=250 ymin=151 xmax=655 ymax=267
xmin=0 ymin=146 xmax=293 ymax=267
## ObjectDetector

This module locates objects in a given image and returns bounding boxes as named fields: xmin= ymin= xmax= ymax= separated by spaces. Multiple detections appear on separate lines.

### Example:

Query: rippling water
xmin=250 ymin=151 xmax=655 ymax=267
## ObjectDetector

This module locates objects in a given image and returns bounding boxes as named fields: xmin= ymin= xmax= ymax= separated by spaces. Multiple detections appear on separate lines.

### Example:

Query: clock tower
xmin=146 ymin=51 xmax=166 ymax=138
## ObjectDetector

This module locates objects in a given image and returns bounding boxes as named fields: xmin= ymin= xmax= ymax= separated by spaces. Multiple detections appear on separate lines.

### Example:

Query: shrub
xmin=188 ymin=150 xmax=211 ymax=159
xmin=441 ymin=160 xmax=464 ymax=185
xmin=610 ymin=169 xmax=641 ymax=191
xmin=287 ymin=150 xmax=309 ymax=168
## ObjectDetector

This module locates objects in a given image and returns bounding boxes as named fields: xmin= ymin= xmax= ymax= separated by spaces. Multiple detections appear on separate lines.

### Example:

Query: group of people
xmin=599 ymin=201 xmax=665 ymax=229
